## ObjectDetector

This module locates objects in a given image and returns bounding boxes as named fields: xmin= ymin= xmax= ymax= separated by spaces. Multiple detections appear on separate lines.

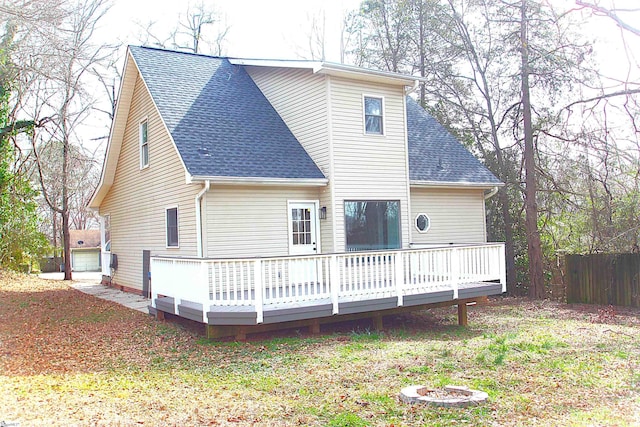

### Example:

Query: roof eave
xmin=410 ymin=180 xmax=504 ymax=189
xmin=229 ymin=58 xmax=420 ymax=86
xmin=191 ymin=175 xmax=329 ymax=187
xmin=88 ymin=48 xmax=138 ymax=209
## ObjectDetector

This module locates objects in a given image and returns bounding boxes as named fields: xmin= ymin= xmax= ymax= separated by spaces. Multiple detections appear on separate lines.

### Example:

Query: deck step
xmin=262 ymin=303 xmax=333 ymax=324
xmin=339 ymin=296 xmax=397 ymax=315
xmin=404 ymin=289 xmax=453 ymax=307
xmin=459 ymin=283 xmax=502 ymax=299
xmin=207 ymin=306 xmax=257 ymax=325
xmin=155 ymin=296 xmax=176 ymax=314
xmin=178 ymin=300 xmax=205 ymax=322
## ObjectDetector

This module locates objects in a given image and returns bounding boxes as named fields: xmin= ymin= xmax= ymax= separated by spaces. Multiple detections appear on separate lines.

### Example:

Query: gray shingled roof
xmin=129 ymin=46 xmax=325 ymax=180
xmin=406 ymin=97 xmax=501 ymax=185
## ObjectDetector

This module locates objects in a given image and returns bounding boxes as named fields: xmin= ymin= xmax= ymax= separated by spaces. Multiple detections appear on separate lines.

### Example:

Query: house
xmin=69 ymin=229 xmax=101 ymax=272
xmin=89 ymin=46 xmax=505 ymax=338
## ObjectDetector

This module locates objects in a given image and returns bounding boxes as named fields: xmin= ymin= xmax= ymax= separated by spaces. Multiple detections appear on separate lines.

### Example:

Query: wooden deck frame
xmin=199 ymin=298 xmax=480 ymax=340
xmin=152 ymin=288 xmax=494 ymax=341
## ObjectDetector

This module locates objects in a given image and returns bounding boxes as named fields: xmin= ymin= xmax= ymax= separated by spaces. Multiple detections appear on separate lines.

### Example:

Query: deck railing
xmin=151 ymin=243 xmax=506 ymax=323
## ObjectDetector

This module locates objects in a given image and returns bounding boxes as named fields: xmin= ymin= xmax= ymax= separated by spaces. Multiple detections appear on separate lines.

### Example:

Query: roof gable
xmin=406 ymin=97 xmax=501 ymax=186
xmin=129 ymin=46 xmax=326 ymax=181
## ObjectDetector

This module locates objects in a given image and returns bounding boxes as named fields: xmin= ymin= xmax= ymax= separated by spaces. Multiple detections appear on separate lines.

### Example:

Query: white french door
xmin=288 ymin=201 xmax=319 ymax=256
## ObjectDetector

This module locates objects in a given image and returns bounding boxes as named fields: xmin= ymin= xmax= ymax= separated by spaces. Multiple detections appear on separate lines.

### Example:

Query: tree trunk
xmin=520 ymin=0 xmax=545 ymax=298
xmin=62 ymin=209 xmax=71 ymax=280
xmin=498 ymin=185 xmax=518 ymax=290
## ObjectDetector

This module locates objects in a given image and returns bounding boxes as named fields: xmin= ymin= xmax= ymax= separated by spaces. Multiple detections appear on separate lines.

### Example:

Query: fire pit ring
xmin=399 ymin=385 xmax=488 ymax=408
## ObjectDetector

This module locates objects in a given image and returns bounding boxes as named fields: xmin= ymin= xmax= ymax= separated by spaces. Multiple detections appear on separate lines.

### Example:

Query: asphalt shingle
xmin=406 ymin=97 xmax=501 ymax=185
xmin=129 ymin=46 xmax=326 ymax=180
xmin=130 ymin=46 xmax=498 ymax=186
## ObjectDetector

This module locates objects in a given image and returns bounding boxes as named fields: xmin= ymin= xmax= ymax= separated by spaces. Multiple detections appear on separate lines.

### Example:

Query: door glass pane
xmin=292 ymin=207 xmax=313 ymax=247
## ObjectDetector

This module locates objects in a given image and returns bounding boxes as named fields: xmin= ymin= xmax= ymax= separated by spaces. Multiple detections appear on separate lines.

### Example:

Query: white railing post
xmin=451 ymin=248 xmax=460 ymax=300
xmin=330 ymin=255 xmax=339 ymax=314
xmin=172 ymin=260 xmax=179 ymax=314
xmin=395 ymin=252 xmax=404 ymax=306
xmin=254 ymin=259 xmax=264 ymax=323
xmin=499 ymin=243 xmax=507 ymax=293
xmin=200 ymin=261 xmax=208 ymax=323
xmin=150 ymin=258 xmax=157 ymax=308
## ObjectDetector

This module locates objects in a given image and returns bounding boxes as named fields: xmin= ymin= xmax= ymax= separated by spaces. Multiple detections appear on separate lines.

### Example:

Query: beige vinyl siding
xmin=330 ymin=77 xmax=410 ymax=251
xmin=246 ymin=67 xmax=329 ymax=173
xmin=247 ymin=67 xmax=335 ymax=252
xmin=205 ymin=186 xmax=322 ymax=258
xmin=410 ymin=187 xmax=487 ymax=244
xmin=100 ymin=73 xmax=200 ymax=291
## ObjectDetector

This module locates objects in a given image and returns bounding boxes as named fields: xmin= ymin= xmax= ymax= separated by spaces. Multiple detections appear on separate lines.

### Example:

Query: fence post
xmin=395 ymin=252 xmax=404 ymax=307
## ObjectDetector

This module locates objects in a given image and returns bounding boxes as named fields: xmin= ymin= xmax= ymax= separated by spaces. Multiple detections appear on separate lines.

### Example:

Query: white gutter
xmin=484 ymin=186 xmax=500 ymax=200
xmin=404 ymin=78 xmax=420 ymax=95
xmin=195 ymin=180 xmax=210 ymax=257
xmin=190 ymin=176 xmax=328 ymax=187
xmin=410 ymin=180 xmax=504 ymax=189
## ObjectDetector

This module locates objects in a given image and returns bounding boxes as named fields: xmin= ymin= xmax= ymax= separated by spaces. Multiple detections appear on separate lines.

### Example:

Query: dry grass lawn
xmin=1 ymin=270 xmax=639 ymax=426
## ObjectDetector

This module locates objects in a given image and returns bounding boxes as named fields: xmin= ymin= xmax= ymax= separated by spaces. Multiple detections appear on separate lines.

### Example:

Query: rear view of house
xmin=89 ymin=46 xmax=505 ymax=338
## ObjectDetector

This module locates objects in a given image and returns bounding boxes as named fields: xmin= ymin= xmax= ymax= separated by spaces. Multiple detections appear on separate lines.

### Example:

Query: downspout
xmin=195 ymin=180 xmax=210 ymax=258
xmin=404 ymin=79 xmax=420 ymax=95
xmin=484 ymin=186 xmax=499 ymax=200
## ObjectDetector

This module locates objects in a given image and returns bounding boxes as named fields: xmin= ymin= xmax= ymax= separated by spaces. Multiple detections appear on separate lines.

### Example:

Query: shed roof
xmin=69 ymin=229 xmax=101 ymax=249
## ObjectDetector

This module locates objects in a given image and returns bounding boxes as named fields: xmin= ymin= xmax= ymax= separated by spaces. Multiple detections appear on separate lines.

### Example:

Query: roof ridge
xmin=129 ymin=44 xmax=228 ymax=60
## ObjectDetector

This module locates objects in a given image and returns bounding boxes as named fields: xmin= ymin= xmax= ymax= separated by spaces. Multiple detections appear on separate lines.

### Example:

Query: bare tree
xmin=138 ymin=2 xmax=229 ymax=55
xmin=7 ymin=0 xmax=114 ymax=280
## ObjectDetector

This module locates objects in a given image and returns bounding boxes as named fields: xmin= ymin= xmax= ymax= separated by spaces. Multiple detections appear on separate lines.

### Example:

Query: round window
xmin=415 ymin=213 xmax=430 ymax=233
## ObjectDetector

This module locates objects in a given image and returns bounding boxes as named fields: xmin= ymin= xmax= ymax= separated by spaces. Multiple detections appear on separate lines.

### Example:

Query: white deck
xmin=150 ymin=243 xmax=506 ymax=325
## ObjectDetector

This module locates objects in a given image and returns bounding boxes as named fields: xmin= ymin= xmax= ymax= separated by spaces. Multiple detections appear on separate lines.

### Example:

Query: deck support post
xmin=309 ymin=319 xmax=320 ymax=335
xmin=373 ymin=314 xmax=384 ymax=331
xmin=235 ymin=327 xmax=247 ymax=341
xmin=156 ymin=310 xmax=165 ymax=321
xmin=457 ymin=303 xmax=468 ymax=326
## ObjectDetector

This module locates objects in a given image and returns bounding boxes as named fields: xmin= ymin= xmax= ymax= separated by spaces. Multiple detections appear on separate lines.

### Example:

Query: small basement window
xmin=415 ymin=213 xmax=431 ymax=233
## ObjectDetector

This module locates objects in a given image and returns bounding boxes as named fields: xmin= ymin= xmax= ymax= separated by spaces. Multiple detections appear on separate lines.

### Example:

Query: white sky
xmin=98 ymin=0 xmax=359 ymax=61
xmin=82 ymin=0 xmax=640 ymax=150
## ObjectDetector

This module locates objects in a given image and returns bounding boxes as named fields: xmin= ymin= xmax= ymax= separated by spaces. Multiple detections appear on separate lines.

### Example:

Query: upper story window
xmin=166 ymin=207 xmax=179 ymax=247
xmin=364 ymin=96 xmax=383 ymax=135
xmin=140 ymin=119 xmax=149 ymax=169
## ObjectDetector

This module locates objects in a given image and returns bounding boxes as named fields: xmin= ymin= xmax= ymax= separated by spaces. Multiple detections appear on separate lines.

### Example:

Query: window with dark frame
xmin=345 ymin=201 xmax=400 ymax=251
xmin=364 ymin=96 xmax=383 ymax=134
xmin=166 ymin=207 xmax=178 ymax=247
xmin=140 ymin=120 xmax=149 ymax=168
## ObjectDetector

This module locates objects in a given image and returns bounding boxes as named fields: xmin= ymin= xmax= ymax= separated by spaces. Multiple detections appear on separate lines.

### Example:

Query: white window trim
xmin=362 ymin=94 xmax=385 ymax=136
xmin=415 ymin=213 xmax=431 ymax=233
xmin=287 ymin=200 xmax=321 ymax=255
xmin=139 ymin=117 xmax=149 ymax=170
xmin=165 ymin=206 xmax=179 ymax=248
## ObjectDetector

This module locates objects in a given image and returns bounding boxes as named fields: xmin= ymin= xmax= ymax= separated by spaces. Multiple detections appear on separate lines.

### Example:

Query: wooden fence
xmin=565 ymin=253 xmax=640 ymax=307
